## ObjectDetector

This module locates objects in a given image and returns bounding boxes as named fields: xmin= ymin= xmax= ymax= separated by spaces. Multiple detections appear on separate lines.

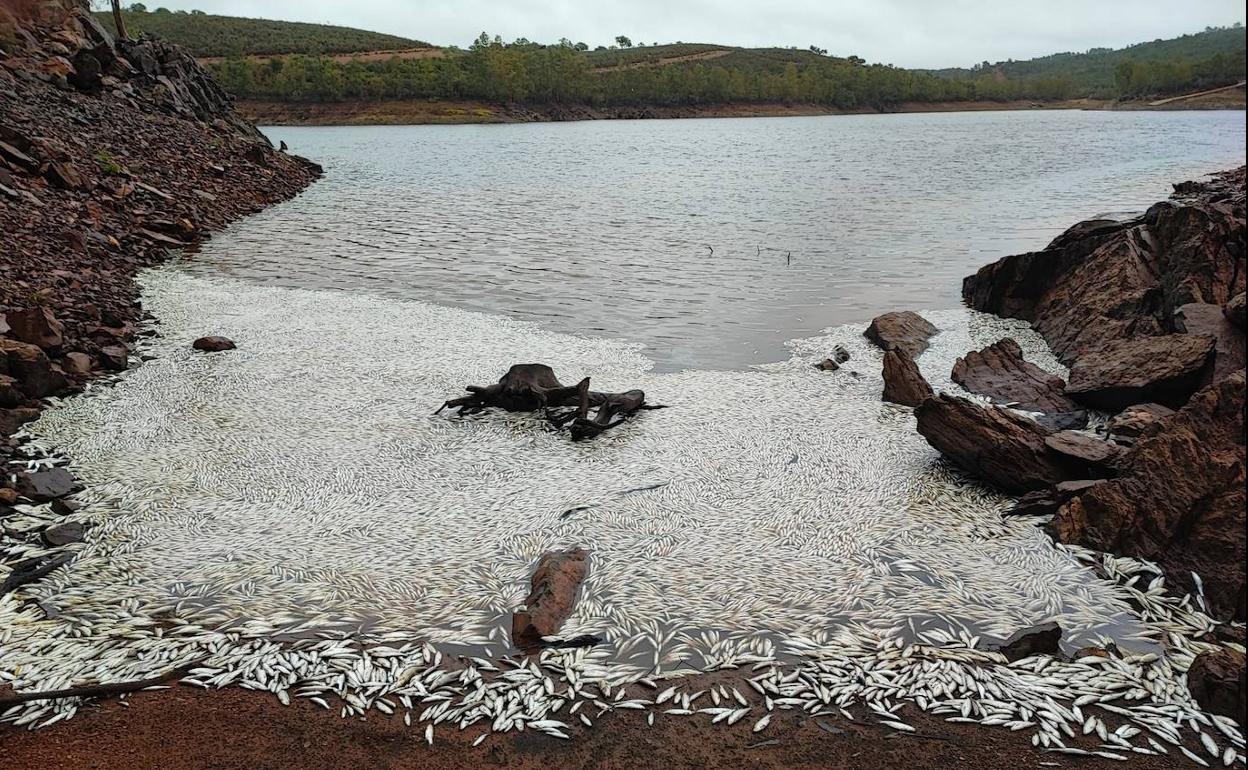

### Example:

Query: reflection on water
xmin=182 ymin=110 xmax=1244 ymax=370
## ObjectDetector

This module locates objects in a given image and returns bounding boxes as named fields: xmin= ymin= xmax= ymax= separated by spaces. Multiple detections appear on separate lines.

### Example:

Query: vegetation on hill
xmin=93 ymin=5 xmax=427 ymax=57
xmin=930 ymin=25 xmax=1245 ymax=99
xmin=96 ymin=5 xmax=1245 ymax=108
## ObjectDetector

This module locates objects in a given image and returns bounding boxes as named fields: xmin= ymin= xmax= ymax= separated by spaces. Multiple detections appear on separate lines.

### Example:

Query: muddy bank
xmin=0 ymin=678 xmax=1195 ymax=770
xmin=236 ymin=92 xmax=1245 ymax=126
xmin=0 ymin=1 xmax=320 ymax=500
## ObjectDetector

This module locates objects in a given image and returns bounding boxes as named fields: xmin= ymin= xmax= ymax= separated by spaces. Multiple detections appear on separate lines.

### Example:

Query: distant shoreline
xmin=241 ymin=90 xmax=1246 ymax=127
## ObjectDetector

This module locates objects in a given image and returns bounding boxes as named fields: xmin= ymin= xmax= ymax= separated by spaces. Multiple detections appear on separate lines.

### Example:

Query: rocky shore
xmin=1 ymin=1 xmax=319 ymax=511
xmin=872 ymin=167 xmax=1246 ymax=718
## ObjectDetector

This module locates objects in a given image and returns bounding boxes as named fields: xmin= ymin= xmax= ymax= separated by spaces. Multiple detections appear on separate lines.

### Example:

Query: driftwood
xmin=0 ymin=553 xmax=73 ymax=597
xmin=0 ymin=660 xmax=203 ymax=708
xmin=436 ymin=364 xmax=664 ymax=440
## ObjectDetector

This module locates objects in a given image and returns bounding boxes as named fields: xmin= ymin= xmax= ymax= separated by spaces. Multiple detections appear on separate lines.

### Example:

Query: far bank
xmin=239 ymin=89 xmax=1246 ymax=126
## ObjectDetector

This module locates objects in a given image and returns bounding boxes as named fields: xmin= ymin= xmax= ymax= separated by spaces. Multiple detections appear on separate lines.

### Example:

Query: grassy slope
xmin=92 ymin=9 xmax=427 ymax=57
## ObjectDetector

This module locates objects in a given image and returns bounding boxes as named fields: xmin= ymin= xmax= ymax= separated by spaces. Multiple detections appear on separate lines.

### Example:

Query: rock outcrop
xmin=881 ymin=349 xmax=933 ymax=407
xmin=864 ymin=311 xmax=937 ymax=358
xmin=1174 ymin=302 xmax=1246 ymax=382
xmin=1054 ymin=370 xmax=1245 ymax=621
xmin=1106 ymin=403 xmax=1174 ymax=446
xmin=963 ymin=168 xmax=1245 ymax=384
xmin=1186 ymin=647 xmax=1246 ymax=720
xmin=1065 ymin=334 xmax=1215 ymax=411
xmin=951 ymin=337 xmax=1076 ymax=413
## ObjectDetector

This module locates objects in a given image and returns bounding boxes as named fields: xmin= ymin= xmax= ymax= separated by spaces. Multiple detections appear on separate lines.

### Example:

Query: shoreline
xmin=237 ymin=91 xmax=1246 ymax=126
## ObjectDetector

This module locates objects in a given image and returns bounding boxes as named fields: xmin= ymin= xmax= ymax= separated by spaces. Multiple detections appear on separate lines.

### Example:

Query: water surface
xmin=186 ymin=109 xmax=1245 ymax=370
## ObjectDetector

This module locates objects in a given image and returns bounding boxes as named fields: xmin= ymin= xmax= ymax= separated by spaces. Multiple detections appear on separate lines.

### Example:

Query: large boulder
xmin=1053 ymin=370 xmax=1245 ymax=622
xmin=1065 ymin=334 xmax=1215 ymax=411
xmin=0 ymin=339 xmax=68 ymax=398
xmin=963 ymin=168 xmax=1246 ymax=366
xmin=5 ymin=306 xmax=64 ymax=350
xmin=512 ymin=547 xmax=589 ymax=647
xmin=1043 ymin=431 xmax=1121 ymax=476
xmin=881 ymin=349 xmax=932 ymax=407
xmin=864 ymin=311 xmax=937 ymax=358
xmin=914 ymin=394 xmax=1074 ymax=494
xmin=951 ymin=337 xmax=1076 ymax=413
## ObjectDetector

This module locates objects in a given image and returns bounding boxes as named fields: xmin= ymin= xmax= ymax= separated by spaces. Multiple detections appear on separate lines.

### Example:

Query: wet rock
xmin=984 ymin=621 xmax=1062 ymax=662
xmin=1066 ymin=334 xmax=1215 ymax=411
xmin=832 ymin=345 xmax=851 ymax=363
xmin=6 ymin=306 xmax=64 ymax=350
xmin=1043 ymin=431 xmax=1121 ymax=475
xmin=1032 ymin=410 xmax=1089 ymax=432
xmin=42 ymin=521 xmax=85 ymax=546
xmin=1186 ymin=647 xmax=1245 ymax=720
xmin=964 ymin=170 xmax=1245 ymax=365
xmin=881 ymin=349 xmax=932 ymax=407
xmin=0 ymin=339 xmax=67 ymax=398
xmin=193 ymin=335 xmax=236 ymax=352
xmin=951 ymin=338 xmax=1076 ymax=413
xmin=51 ymin=498 xmax=81 ymax=516
xmin=1227 ymin=292 xmax=1246 ymax=329
xmin=1054 ymin=370 xmax=1246 ymax=622
xmin=914 ymin=394 xmax=1073 ymax=494
xmin=864 ymin=311 xmax=937 ymax=358
xmin=1006 ymin=480 xmax=1104 ymax=518
xmin=1174 ymin=302 xmax=1246 ymax=381
xmin=1072 ymin=646 xmax=1113 ymax=660
xmin=512 ymin=547 xmax=589 ymax=648
xmin=1106 ymin=403 xmax=1174 ymax=446
xmin=16 ymin=467 xmax=77 ymax=501
xmin=815 ymin=358 xmax=840 ymax=371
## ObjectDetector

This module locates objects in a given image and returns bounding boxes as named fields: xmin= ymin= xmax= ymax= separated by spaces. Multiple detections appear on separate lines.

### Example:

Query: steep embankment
xmin=1 ymin=2 xmax=320 ymax=499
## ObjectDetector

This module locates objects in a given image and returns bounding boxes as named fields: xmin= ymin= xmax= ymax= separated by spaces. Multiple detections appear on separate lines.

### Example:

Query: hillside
xmin=92 ymin=6 xmax=427 ymax=57
xmin=929 ymin=25 xmax=1246 ymax=98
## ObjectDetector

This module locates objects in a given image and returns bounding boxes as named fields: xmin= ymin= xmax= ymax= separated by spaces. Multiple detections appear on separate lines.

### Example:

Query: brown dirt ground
xmin=1 ymin=681 xmax=1198 ymax=770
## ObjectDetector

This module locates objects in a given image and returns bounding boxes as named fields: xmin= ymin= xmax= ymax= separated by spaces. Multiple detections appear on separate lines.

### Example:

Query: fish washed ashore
xmin=2 ymin=6 xmax=1247 ymax=770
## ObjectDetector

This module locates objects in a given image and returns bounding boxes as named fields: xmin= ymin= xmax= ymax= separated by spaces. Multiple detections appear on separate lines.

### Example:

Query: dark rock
xmin=815 ymin=358 xmax=840 ymax=372
xmin=1174 ymin=302 xmax=1246 ymax=382
xmin=51 ymin=498 xmax=81 ymax=516
xmin=0 ymin=374 xmax=23 ymax=408
xmin=1043 ymin=431 xmax=1121 ymax=474
xmin=512 ymin=547 xmax=589 ymax=648
xmin=1107 ymin=403 xmax=1174 ymax=446
xmin=881 ymin=349 xmax=932 ymax=407
xmin=42 ymin=521 xmax=85 ymax=546
xmin=1032 ymin=410 xmax=1089 ymax=432
xmin=192 ymin=335 xmax=236 ymax=352
xmin=62 ymin=351 xmax=93 ymax=375
xmin=1006 ymin=480 xmax=1104 ymax=518
xmin=1072 ymin=646 xmax=1113 ymax=660
xmin=864 ymin=311 xmax=937 ymax=358
xmin=984 ymin=622 xmax=1062 ymax=662
xmin=1054 ymin=370 xmax=1246 ymax=621
xmin=16 ymin=467 xmax=77 ymax=501
xmin=98 ymin=345 xmax=128 ymax=370
xmin=1186 ymin=647 xmax=1245 ymax=720
xmin=951 ymin=337 xmax=1076 ymax=413
xmin=1066 ymin=334 xmax=1215 ymax=411
xmin=45 ymin=160 xmax=87 ymax=190
xmin=0 ymin=339 xmax=67 ymax=398
xmin=0 ymin=407 xmax=41 ymax=434
xmin=1227 ymin=292 xmax=1246 ymax=330
xmin=914 ymin=394 xmax=1073 ymax=494
xmin=963 ymin=169 xmax=1245 ymax=365
xmin=832 ymin=345 xmax=851 ymax=363
xmin=6 ymin=306 xmax=64 ymax=350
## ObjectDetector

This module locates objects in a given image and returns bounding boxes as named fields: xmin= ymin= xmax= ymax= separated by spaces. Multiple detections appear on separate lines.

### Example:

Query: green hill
xmin=928 ymin=25 xmax=1245 ymax=98
xmin=93 ymin=6 xmax=427 ymax=57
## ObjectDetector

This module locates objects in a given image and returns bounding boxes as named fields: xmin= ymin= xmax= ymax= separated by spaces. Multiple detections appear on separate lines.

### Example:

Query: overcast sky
xmin=138 ymin=1 xmax=1245 ymax=69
